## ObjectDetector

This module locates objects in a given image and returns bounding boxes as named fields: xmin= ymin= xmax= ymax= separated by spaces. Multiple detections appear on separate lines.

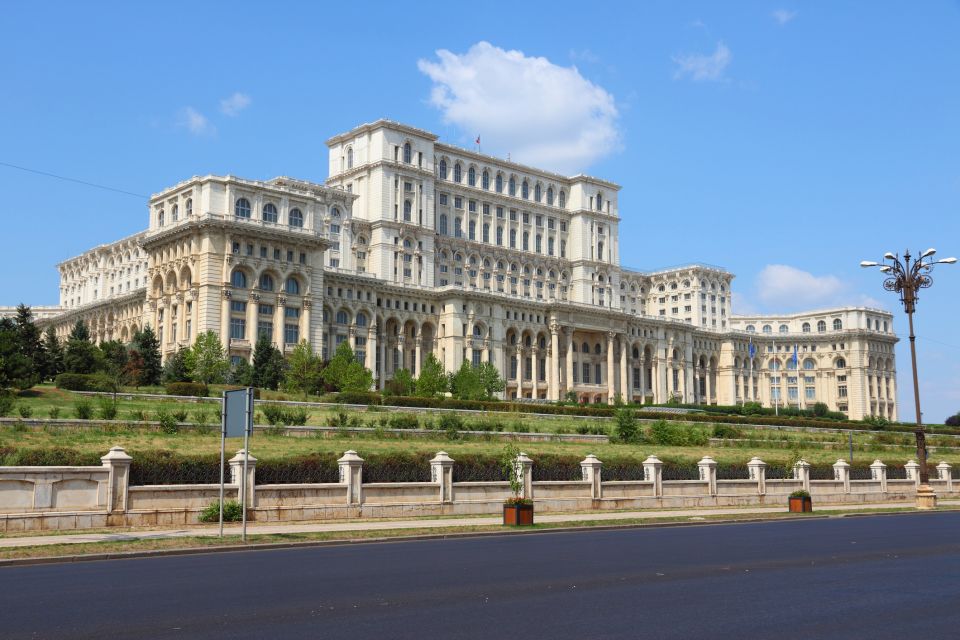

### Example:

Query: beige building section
xmin=19 ymin=119 xmax=897 ymax=420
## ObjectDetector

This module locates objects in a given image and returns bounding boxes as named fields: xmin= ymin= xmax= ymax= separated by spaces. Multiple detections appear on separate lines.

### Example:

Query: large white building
xmin=21 ymin=119 xmax=898 ymax=419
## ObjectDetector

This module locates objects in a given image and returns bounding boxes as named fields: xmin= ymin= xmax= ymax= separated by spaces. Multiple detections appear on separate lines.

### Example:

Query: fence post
xmin=698 ymin=456 xmax=717 ymax=496
xmin=904 ymin=460 xmax=921 ymax=488
xmin=793 ymin=458 xmax=811 ymax=492
xmin=833 ymin=458 xmax=851 ymax=493
xmin=338 ymin=450 xmax=364 ymax=506
xmin=936 ymin=461 xmax=952 ymax=492
xmin=643 ymin=455 xmax=663 ymax=497
xmin=228 ymin=450 xmax=257 ymax=509
xmin=747 ymin=456 xmax=767 ymax=495
xmin=870 ymin=459 xmax=887 ymax=493
xmin=580 ymin=454 xmax=603 ymax=499
xmin=516 ymin=452 xmax=533 ymax=500
xmin=430 ymin=451 xmax=455 ymax=503
xmin=100 ymin=446 xmax=133 ymax=514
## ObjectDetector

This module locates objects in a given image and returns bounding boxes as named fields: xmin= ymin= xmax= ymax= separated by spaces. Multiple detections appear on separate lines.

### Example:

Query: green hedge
xmin=55 ymin=373 xmax=115 ymax=392
xmin=165 ymin=382 xmax=209 ymax=397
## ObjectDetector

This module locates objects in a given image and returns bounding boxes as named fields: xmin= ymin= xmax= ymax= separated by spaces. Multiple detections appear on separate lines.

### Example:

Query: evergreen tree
xmin=0 ymin=318 xmax=34 ymax=390
xmin=284 ymin=340 xmax=322 ymax=399
xmin=321 ymin=341 xmax=373 ymax=392
xmin=132 ymin=326 xmax=162 ymax=386
xmin=63 ymin=320 xmax=103 ymax=374
xmin=42 ymin=326 xmax=64 ymax=380
xmin=99 ymin=340 xmax=130 ymax=398
xmin=251 ymin=335 xmax=285 ymax=390
xmin=162 ymin=346 xmax=192 ymax=383
xmin=228 ymin=358 xmax=254 ymax=386
xmin=414 ymin=353 xmax=448 ymax=397
xmin=189 ymin=331 xmax=229 ymax=384
xmin=476 ymin=361 xmax=505 ymax=400
xmin=13 ymin=304 xmax=43 ymax=387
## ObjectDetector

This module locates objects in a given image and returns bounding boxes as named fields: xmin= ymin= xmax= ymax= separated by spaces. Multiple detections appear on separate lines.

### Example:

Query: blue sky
xmin=2 ymin=1 xmax=959 ymax=421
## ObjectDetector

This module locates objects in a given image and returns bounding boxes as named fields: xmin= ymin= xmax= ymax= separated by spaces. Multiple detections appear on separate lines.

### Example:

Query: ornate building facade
xmin=23 ymin=119 xmax=898 ymax=420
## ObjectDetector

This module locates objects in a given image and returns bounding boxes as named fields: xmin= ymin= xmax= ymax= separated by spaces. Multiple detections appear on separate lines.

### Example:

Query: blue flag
xmin=748 ymin=337 xmax=756 ymax=359
xmin=792 ymin=344 xmax=799 ymax=366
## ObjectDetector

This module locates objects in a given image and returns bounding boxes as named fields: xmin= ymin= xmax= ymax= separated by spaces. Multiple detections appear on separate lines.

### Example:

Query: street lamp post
xmin=861 ymin=249 xmax=956 ymax=509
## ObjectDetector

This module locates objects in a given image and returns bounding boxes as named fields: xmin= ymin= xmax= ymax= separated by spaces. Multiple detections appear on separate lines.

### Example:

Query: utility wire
xmin=917 ymin=336 xmax=960 ymax=351
xmin=0 ymin=160 xmax=146 ymax=199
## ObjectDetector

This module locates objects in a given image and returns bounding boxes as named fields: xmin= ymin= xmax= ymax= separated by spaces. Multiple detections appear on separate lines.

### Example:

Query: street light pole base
xmin=916 ymin=484 xmax=937 ymax=510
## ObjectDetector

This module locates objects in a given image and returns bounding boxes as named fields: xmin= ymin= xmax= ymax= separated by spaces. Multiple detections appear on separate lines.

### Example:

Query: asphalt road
xmin=2 ymin=512 xmax=960 ymax=639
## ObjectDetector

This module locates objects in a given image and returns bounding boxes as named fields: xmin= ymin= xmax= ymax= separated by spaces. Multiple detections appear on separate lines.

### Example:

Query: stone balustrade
xmin=0 ymin=448 xmax=956 ymax=533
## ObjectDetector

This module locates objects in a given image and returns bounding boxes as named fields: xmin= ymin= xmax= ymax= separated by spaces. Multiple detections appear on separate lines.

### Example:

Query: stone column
xmin=246 ymin=293 xmax=258 ymax=344
xmin=220 ymin=293 xmax=231 ymax=343
xmin=414 ymin=337 xmax=422 ymax=376
xmin=870 ymin=459 xmax=887 ymax=493
xmin=516 ymin=452 xmax=533 ymax=500
xmin=643 ymin=455 xmax=663 ymax=497
xmin=430 ymin=451 xmax=454 ymax=503
xmin=565 ymin=329 xmax=574 ymax=399
xmin=228 ymin=449 xmax=258 ymax=509
xmin=302 ymin=300 xmax=312 ymax=347
xmin=516 ymin=345 xmax=524 ymax=394
xmin=396 ymin=336 xmax=405 ymax=372
xmin=378 ymin=336 xmax=387 ymax=390
xmin=619 ymin=338 xmax=628 ymax=403
xmin=793 ymin=459 xmax=811 ymax=492
xmin=550 ymin=323 xmax=560 ymax=401
xmin=101 ymin=446 xmax=133 ymax=514
xmin=274 ymin=296 xmax=286 ymax=349
xmin=338 ymin=450 xmax=364 ymax=506
xmin=606 ymin=332 xmax=616 ymax=403
xmin=905 ymin=460 xmax=921 ymax=487
xmin=936 ymin=462 xmax=953 ymax=491
xmin=698 ymin=455 xmax=718 ymax=496
xmin=366 ymin=325 xmax=377 ymax=376
xmin=531 ymin=347 xmax=540 ymax=399
xmin=747 ymin=456 xmax=767 ymax=495
xmin=580 ymin=454 xmax=603 ymax=499
xmin=833 ymin=458 xmax=851 ymax=493
xmin=706 ymin=366 xmax=714 ymax=405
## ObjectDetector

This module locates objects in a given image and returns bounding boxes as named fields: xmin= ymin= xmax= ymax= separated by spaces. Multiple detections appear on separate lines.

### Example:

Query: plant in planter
xmin=501 ymin=444 xmax=533 ymax=526
xmin=788 ymin=489 xmax=813 ymax=513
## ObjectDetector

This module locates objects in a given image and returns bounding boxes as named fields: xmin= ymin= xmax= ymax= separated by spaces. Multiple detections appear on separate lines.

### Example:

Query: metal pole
xmin=907 ymin=309 xmax=929 ymax=484
xmin=241 ymin=387 xmax=251 ymax=543
xmin=219 ymin=391 xmax=226 ymax=538
xmin=849 ymin=432 xmax=853 ymax=464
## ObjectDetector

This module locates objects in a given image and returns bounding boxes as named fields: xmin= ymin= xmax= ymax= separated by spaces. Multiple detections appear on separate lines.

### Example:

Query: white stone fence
xmin=0 ymin=448 xmax=956 ymax=533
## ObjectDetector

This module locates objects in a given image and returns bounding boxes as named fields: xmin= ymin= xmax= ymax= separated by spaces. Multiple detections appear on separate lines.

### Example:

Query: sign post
xmin=242 ymin=387 xmax=253 ymax=543
xmin=221 ymin=388 xmax=252 ymax=538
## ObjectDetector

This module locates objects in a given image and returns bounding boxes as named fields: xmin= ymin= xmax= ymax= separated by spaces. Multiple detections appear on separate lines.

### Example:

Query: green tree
xmin=42 ymin=326 xmax=64 ymax=380
xmin=414 ymin=353 xmax=447 ymax=397
xmin=251 ymin=335 xmax=285 ymax=390
xmin=321 ymin=341 xmax=373 ymax=392
xmin=614 ymin=407 xmax=639 ymax=442
xmin=385 ymin=368 xmax=415 ymax=396
xmin=448 ymin=361 xmax=485 ymax=401
xmin=63 ymin=320 xmax=103 ymax=374
xmin=0 ymin=318 xmax=34 ymax=390
xmin=284 ymin=340 xmax=322 ymax=399
xmin=162 ymin=346 xmax=192 ymax=383
xmin=99 ymin=340 xmax=129 ymax=395
xmin=476 ymin=361 xmax=505 ymax=400
xmin=228 ymin=358 xmax=254 ymax=386
xmin=341 ymin=359 xmax=374 ymax=393
xmin=124 ymin=349 xmax=145 ymax=389
xmin=13 ymin=304 xmax=43 ymax=387
xmin=132 ymin=326 xmax=162 ymax=386
xmin=189 ymin=331 xmax=229 ymax=384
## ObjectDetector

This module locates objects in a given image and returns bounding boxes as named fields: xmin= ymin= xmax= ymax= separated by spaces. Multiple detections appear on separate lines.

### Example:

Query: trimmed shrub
xmin=55 ymin=373 xmax=114 ymax=392
xmin=614 ymin=407 xmax=639 ymax=443
xmin=165 ymin=382 xmax=209 ymax=397
xmin=0 ymin=394 xmax=14 ymax=417
xmin=155 ymin=408 xmax=179 ymax=434
xmin=73 ymin=398 xmax=94 ymax=420
xmin=388 ymin=414 xmax=420 ymax=430
xmin=96 ymin=397 xmax=118 ymax=420
xmin=198 ymin=500 xmax=242 ymax=523
xmin=712 ymin=424 xmax=742 ymax=439
xmin=48 ymin=407 xmax=60 ymax=419
xmin=17 ymin=405 xmax=32 ymax=419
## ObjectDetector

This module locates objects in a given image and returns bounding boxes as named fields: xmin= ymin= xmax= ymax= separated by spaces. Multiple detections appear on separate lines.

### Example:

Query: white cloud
xmin=756 ymin=264 xmax=847 ymax=309
xmin=772 ymin=9 xmax=798 ymax=25
xmin=220 ymin=92 xmax=251 ymax=117
xmin=672 ymin=41 xmax=731 ymax=82
xmin=178 ymin=107 xmax=214 ymax=136
xmin=417 ymin=41 xmax=620 ymax=174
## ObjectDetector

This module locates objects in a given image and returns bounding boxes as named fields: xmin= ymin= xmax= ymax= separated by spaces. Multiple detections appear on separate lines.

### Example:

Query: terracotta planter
xmin=788 ymin=496 xmax=813 ymax=513
xmin=503 ymin=503 xmax=534 ymax=526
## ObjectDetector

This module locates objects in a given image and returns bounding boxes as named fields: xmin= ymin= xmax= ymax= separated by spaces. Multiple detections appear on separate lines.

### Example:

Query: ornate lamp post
xmin=861 ymin=249 xmax=956 ymax=509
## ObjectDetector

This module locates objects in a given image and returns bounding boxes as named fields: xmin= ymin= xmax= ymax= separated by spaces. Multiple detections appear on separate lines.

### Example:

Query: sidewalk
xmin=4 ymin=500 xmax=957 ymax=550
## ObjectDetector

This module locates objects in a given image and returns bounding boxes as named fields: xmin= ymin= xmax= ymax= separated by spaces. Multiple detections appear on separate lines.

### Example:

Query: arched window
xmin=403 ymin=143 xmax=411 ymax=164
xmin=263 ymin=203 xmax=278 ymax=223
xmin=453 ymin=163 xmax=462 ymax=183
xmin=259 ymin=274 xmax=274 ymax=291
xmin=347 ymin=147 xmax=354 ymax=168
xmin=833 ymin=319 xmax=843 ymax=331
xmin=231 ymin=269 xmax=247 ymax=289
xmin=285 ymin=277 xmax=300 ymax=295
xmin=289 ymin=208 xmax=303 ymax=228
xmin=508 ymin=177 xmax=516 ymax=196
xmin=336 ymin=310 xmax=348 ymax=324
xmin=745 ymin=325 xmax=755 ymax=333
xmin=482 ymin=170 xmax=490 ymax=190
xmin=594 ymin=344 xmax=602 ymax=355
xmin=235 ymin=198 xmax=251 ymax=218
xmin=802 ymin=322 xmax=811 ymax=333
xmin=769 ymin=360 xmax=781 ymax=371
xmin=817 ymin=320 xmax=827 ymax=333
xmin=439 ymin=214 xmax=448 ymax=235
xmin=403 ymin=200 xmax=412 ymax=221
xmin=439 ymin=159 xmax=447 ymax=180
xmin=597 ymin=193 xmax=603 ymax=211
xmin=185 ymin=198 xmax=193 ymax=216
xmin=171 ymin=204 xmax=179 ymax=222
xmin=158 ymin=209 xmax=165 ymax=227
xmin=558 ymin=191 xmax=566 ymax=208
xmin=473 ymin=325 xmax=483 ymax=337
xmin=356 ymin=313 xmax=367 ymax=327
xmin=495 ymin=173 xmax=503 ymax=193
xmin=779 ymin=324 xmax=789 ymax=334
xmin=803 ymin=358 xmax=816 ymax=370
xmin=509 ymin=229 xmax=517 ymax=247
xmin=546 ymin=187 xmax=554 ymax=205
xmin=836 ymin=358 xmax=847 ymax=369
xmin=786 ymin=359 xmax=797 ymax=370
xmin=331 ymin=207 xmax=341 ymax=218
xmin=582 ymin=342 xmax=590 ymax=353
xmin=762 ymin=325 xmax=773 ymax=334
xmin=534 ymin=184 xmax=541 ymax=202
xmin=521 ymin=181 xmax=529 ymax=199
xmin=468 ymin=167 xmax=476 ymax=186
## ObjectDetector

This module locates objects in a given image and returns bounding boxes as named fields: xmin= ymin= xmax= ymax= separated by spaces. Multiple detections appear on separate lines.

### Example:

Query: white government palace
xmin=10 ymin=119 xmax=899 ymax=419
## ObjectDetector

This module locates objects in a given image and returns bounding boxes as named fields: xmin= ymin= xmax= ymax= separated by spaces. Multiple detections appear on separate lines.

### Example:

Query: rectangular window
xmin=229 ymin=317 xmax=246 ymax=340
xmin=439 ymin=193 xmax=448 ymax=205
xmin=257 ymin=321 xmax=272 ymax=339
xmin=468 ymin=200 xmax=477 ymax=213
xmin=230 ymin=300 xmax=247 ymax=313
xmin=496 ymin=206 xmax=504 ymax=218
xmin=259 ymin=304 xmax=274 ymax=315
xmin=454 ymin=196 xmax=463 ymax=209
xmin=595 ymin=364 xmax=602 ymax=385
xmin=284 ymin=324 xmax=299 ymax=345
xmin=260 ymin=246 xmax=267 ymax=258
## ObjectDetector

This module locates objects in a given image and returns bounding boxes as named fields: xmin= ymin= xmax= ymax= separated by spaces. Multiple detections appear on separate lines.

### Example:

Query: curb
xmin=1 ymin=508 xmax=952 ymax=569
